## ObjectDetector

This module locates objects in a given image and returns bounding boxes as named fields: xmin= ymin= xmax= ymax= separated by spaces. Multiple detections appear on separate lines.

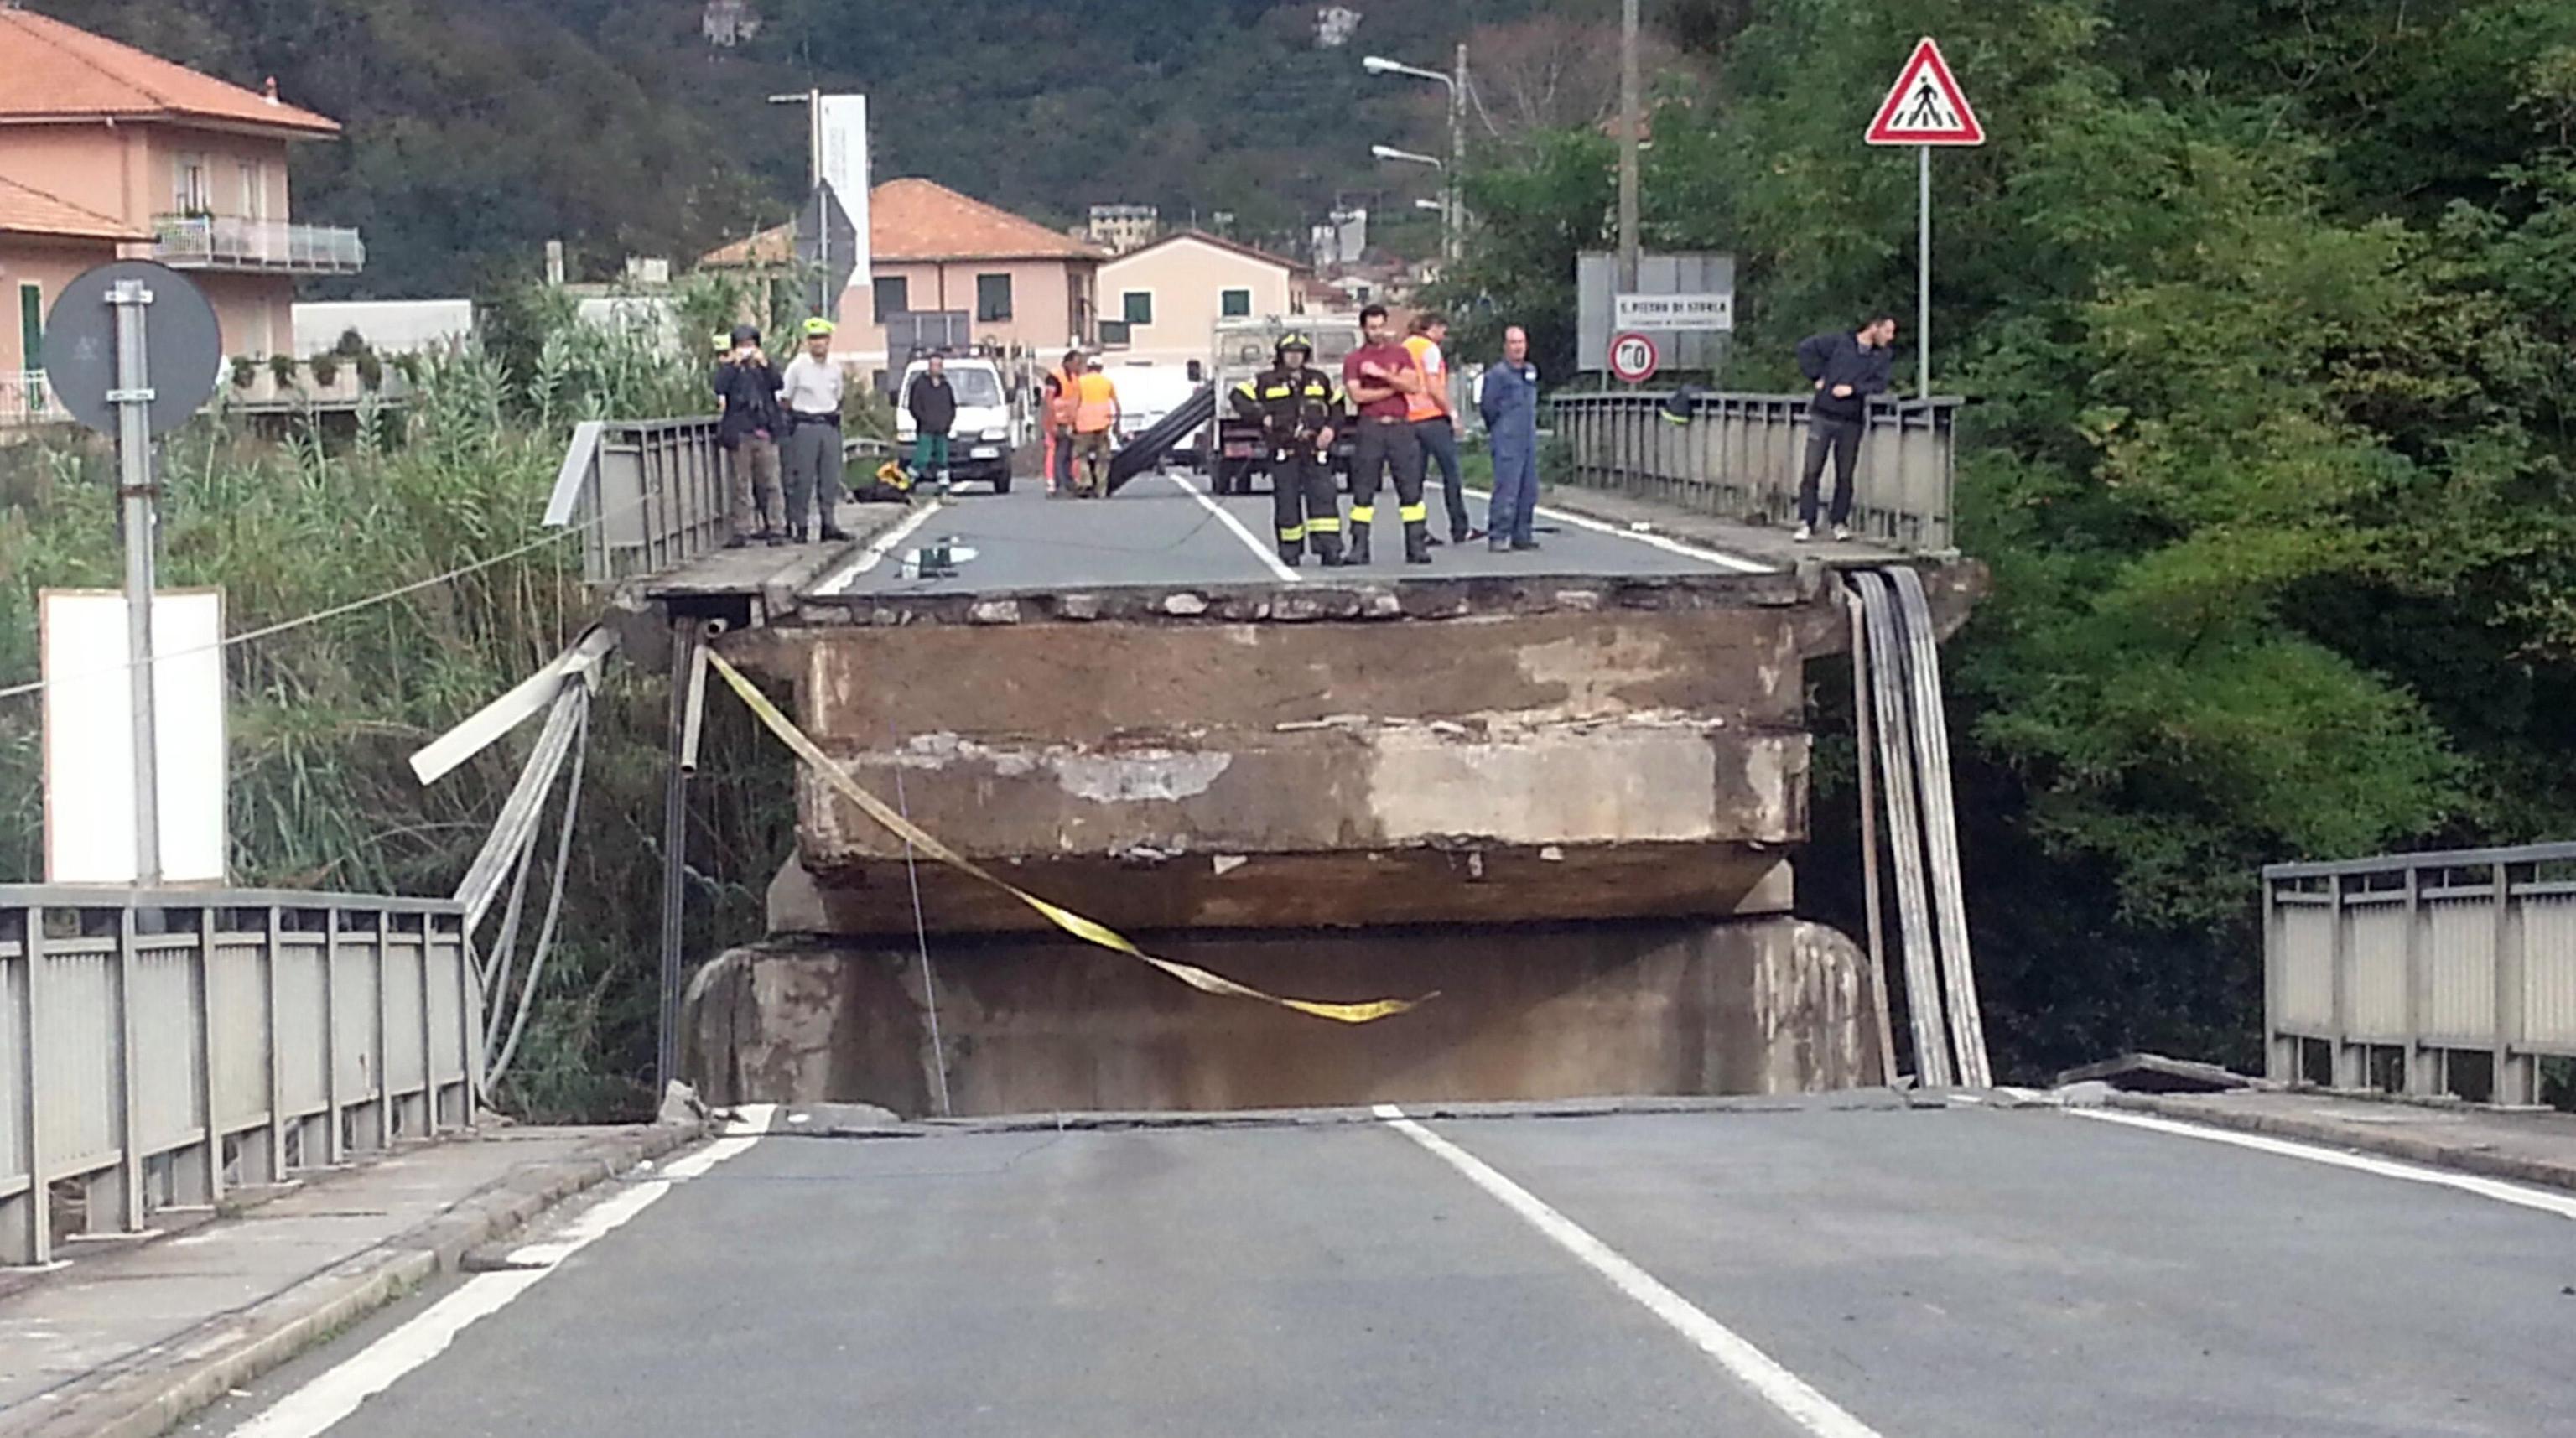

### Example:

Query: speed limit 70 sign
xmin=1608 ymin=330 xmax=1660 ymax=383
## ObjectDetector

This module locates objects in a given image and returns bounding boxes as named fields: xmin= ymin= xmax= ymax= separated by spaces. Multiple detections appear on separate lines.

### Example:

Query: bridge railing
xmin=1552 ymin=393 xmax=1962 ymax=553
xmin=2265 ymin=843 xmax=2576 ymax=1104
xmin=546 ymin=418 xmax=897 ymax=586
xmin=2 ymin=888 xmax=480 ymax=1267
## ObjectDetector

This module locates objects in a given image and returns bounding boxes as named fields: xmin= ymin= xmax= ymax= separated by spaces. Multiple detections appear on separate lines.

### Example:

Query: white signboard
xmin=42 ymin=589 xmax=227 ymax=884
xmin=1613 ymin=293 xmax=1734 ymax=332
xmin=817 ymin=94 xmax=872 ymax=295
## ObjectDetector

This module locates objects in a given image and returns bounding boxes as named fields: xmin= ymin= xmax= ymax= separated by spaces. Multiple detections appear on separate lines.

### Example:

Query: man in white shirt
xmin=776 ymin=317 xmax=852 ymax=542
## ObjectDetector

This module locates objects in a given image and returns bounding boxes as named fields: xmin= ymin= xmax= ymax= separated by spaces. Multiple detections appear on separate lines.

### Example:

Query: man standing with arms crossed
xmin=1479 ymin=324 xmax=1543 ymax=553
xmin=776 ymin=318 xmax=852 ymax=543
xmin=906 ymin=352 xmax=958 ymax=498
xmin=1340 ymin=304 xmax=1431 ymax=565
xmin=1793 ymin=314 xmax=1896 ymax=542
xmin=1405 ymin=313 xmax=1480 ymax=546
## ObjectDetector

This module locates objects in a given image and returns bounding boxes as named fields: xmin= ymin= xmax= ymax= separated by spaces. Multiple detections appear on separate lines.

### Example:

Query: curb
xmin=0 ymin=1123 xmax=707 ymax=1438
xmin=2104 ymin=1093 xmax=2576 ymax=1197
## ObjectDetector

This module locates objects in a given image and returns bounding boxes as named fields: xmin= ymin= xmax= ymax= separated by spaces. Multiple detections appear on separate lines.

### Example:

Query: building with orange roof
xmin=704 ymin=177 xmax=1103 ymax=380
xmin=0 ymin=4 xmax=359 ymax=395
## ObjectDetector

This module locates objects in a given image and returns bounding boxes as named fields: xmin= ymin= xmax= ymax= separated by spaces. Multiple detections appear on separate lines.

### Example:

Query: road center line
xmin=816 ymin=499 xmax=948 ymax=594
xmin=2072 ymin=1108 xmax=2576 ymax=1222
xmin=225 ymin=1107 xmax=775 ymax=1438
xmin=1451 ymin=482 xmax=1774 ymax=574
xmin=1372 ymin=1104 xmax=1883 ymax=1438
xmin=1163 ymin=470 xmax=1304 ymax=584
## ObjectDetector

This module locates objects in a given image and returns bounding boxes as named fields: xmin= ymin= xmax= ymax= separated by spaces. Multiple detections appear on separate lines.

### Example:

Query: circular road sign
xmin=1608 ymin=330 xmax=1660 ymax=384
xmin=43 ymin=261 xmax=224 ymax=437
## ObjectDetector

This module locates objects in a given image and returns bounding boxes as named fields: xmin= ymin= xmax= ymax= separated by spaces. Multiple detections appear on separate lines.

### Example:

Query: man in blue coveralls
xmin=1478 ymin=325 xmax=1542 ymax=553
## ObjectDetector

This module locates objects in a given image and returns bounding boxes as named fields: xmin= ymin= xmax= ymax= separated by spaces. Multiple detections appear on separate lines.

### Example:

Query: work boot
xmin=1313 ymin=539 xmax=1346 ymax=567
xmin=1347 ymin=526 xmax=1373 ymax=565
xmin=765 ymin=530 xmax=791 ymax=547
xmin=1276 ymin=544 xmax=1304 ymax=568
xmin=1404 ymin=523 xmax=1433 ymax=564
xmin=820 ymin=522 xmax=851 ymax=542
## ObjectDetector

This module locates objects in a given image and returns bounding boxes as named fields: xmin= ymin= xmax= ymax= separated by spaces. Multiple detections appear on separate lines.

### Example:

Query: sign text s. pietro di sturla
xmin=1613 ymin=293 xmax=1733 ymax=332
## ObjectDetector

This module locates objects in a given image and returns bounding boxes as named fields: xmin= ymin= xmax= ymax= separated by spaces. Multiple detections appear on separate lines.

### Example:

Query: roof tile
xmin=868 ymin=179 xmax=1102 ymax=262
xmin=0 ymin=8 xmax=340 ymax=135
xmin=0 ymin=174 xmax=148 ymax=241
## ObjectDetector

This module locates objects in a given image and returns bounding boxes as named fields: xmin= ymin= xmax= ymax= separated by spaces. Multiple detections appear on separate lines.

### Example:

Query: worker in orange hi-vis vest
xmin=1069 ymin=357 xmax=1120 ymax=498
xmin=1041 ymin=348 xmax=1083 ymax=498
xmin=1404 ymin=311 xmax=1478 ymax=546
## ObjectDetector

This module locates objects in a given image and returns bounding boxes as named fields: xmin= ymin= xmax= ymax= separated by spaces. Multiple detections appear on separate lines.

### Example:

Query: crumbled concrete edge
xmin=2103 ymin=1093 xmax=2576 ymax=1197
xmin=0 ymin=1122 xmax=709 ymax=1438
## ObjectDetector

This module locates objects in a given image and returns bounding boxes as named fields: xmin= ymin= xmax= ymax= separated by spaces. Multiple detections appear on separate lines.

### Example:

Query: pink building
xmin=704 ymin=178 xmax=1104 ymax=382
xmin=0 ymin=6 xmax=358 ymax=398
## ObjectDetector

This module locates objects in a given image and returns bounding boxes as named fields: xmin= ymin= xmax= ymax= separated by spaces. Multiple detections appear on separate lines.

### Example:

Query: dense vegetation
xmin=1439 ymin=0 xmax=2576 ymax=1077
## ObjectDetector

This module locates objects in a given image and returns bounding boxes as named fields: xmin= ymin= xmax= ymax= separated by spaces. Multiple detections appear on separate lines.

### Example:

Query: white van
xmin=1109 ymin=361 xmax=1205 ymax=468
xmin=894 ymin=356 xmax=1015 ymax=493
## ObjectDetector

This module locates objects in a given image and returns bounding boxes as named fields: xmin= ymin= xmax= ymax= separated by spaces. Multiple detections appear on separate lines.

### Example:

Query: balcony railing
xmin=0 ymin=370 xmax=60 ymax=428
xmin=154 ymin=215 xmax=366 ymax=274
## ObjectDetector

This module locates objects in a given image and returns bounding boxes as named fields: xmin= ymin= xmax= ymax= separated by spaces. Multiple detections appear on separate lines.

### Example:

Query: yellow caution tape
xmin=705 ymin=650 xmax=1425 ymax=1024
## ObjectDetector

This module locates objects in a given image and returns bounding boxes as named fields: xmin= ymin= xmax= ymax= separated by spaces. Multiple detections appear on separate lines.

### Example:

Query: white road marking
xmin=1452 ymin=482 xmax=1774 ymax=574
xmin=224 ymin=1110 xmax=771 ymax=1438
xmin=1374 ymin=1104 xmax=1883 ymax=1438
xmin=2074 ymin=1108 xmax=2576 ymax=1222
xmin=815 ymin=500 xmax=948 ymax=593
xmin=1164 ymin=471 xmax=1304 ymax=584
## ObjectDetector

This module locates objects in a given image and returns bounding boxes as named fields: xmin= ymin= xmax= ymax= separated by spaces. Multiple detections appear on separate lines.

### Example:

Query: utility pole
xmin=1618 ymin=0 xmax=1641 ymax=290
xmin=1449 ymin=42 xmax=1468 ymax=264
xmin=110 ymin=278 xmax=161 ymax=887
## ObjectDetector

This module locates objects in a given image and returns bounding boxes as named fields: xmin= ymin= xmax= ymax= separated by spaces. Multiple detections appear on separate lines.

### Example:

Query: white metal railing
xmin=154 ymin=215 xmax=366 ymax=274
xmin=0 ymin=370 xmax=60 ymax=427
xmin=1553 ymin=392 xmax=1962 ymax=553
xmin=2265 ymin=843 xmax=2576 ymax=1103
xmin=1 ymin=889 xmax=481 ymax=1267
xmin=546 ymin=418 xmax=892 ymax=586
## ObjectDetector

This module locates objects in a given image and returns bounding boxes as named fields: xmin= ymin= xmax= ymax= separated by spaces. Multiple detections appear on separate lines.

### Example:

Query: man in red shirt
xmin=1338 ymin=304 xmax=1431 ymax=565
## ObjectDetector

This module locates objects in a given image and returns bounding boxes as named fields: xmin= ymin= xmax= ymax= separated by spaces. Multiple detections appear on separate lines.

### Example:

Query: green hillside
xmin=29 ymin=0 xmax=1566 ymax=295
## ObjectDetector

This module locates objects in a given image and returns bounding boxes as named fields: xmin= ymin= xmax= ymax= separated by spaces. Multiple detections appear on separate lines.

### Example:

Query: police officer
xmin=1228 ymin=334 xmax=1344 ymax=566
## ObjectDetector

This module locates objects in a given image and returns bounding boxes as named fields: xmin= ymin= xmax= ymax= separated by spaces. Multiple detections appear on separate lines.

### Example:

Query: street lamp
xmin=1362 ymin=48 xmax=1469 ymax=262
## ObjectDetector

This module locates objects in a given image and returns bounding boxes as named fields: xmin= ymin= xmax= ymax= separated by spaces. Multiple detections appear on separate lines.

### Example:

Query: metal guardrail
xmin=2264 ymin=843 xmax=2576 ymax=1103
xmin=1552 ymin=392 xmax=1962 ymax=553
xmin=547 ymin=418 xmax=895 ymax=586
xmin=1 ymin=888 xmax=480 ymax=1267
xmin=153 ymin=215 xmax=366 ymax=274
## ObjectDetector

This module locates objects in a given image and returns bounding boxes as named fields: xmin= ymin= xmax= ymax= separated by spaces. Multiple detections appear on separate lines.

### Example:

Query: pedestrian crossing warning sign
xmin=1866 ymin=37 xmax=1984 ymax=146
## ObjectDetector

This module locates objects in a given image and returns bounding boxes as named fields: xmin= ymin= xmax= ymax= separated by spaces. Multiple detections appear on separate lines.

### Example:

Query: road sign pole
xmin=1919 ymin=143 xmax=1931 ymax=399
xmin=109 ymin=278 xmax=161 ymax=886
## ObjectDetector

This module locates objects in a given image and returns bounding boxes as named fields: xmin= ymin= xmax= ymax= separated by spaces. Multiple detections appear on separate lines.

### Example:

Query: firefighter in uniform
xmin=1228 ymin=335 xmax=1345 ymax=566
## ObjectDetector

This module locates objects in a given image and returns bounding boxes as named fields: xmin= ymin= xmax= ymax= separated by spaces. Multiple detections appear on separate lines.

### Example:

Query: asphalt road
xmin=198 ymin=1102 xmax=2576 ymax=1438
xmin=820 ymin=467 xmax=1771 ymax=597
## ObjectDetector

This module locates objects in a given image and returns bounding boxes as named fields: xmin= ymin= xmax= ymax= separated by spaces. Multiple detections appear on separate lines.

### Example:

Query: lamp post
xmin=1618 ymin=0 xmax=1640 ymax=290
xmin=1363 ymin=49 xmax=1468 ymax=262
xmin=1372 ymin=143 xmax=1446 ymax=262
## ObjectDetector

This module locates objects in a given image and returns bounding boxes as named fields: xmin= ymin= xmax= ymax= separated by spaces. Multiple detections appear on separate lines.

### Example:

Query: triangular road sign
xmin=1867 ymin=37 xmax=1984 ymax=146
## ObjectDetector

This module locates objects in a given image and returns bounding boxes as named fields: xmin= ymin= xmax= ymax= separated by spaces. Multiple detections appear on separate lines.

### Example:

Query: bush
xmin=268 ymin=354 xmax=299 ymax=386
xmin=308 ymin=353 xmax=341 ymax=387
xmin=230 ymin=356 xmax=260 ymax=389
xmin=355 ymin=350 xmax=385 ymax=392
xmin=333 ymin=328 xmax=370 ymax=359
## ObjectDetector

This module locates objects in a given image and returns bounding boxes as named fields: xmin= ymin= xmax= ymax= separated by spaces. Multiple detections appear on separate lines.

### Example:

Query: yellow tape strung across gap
xmin=705 ymin=651 xmax=1425 ymax=1024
